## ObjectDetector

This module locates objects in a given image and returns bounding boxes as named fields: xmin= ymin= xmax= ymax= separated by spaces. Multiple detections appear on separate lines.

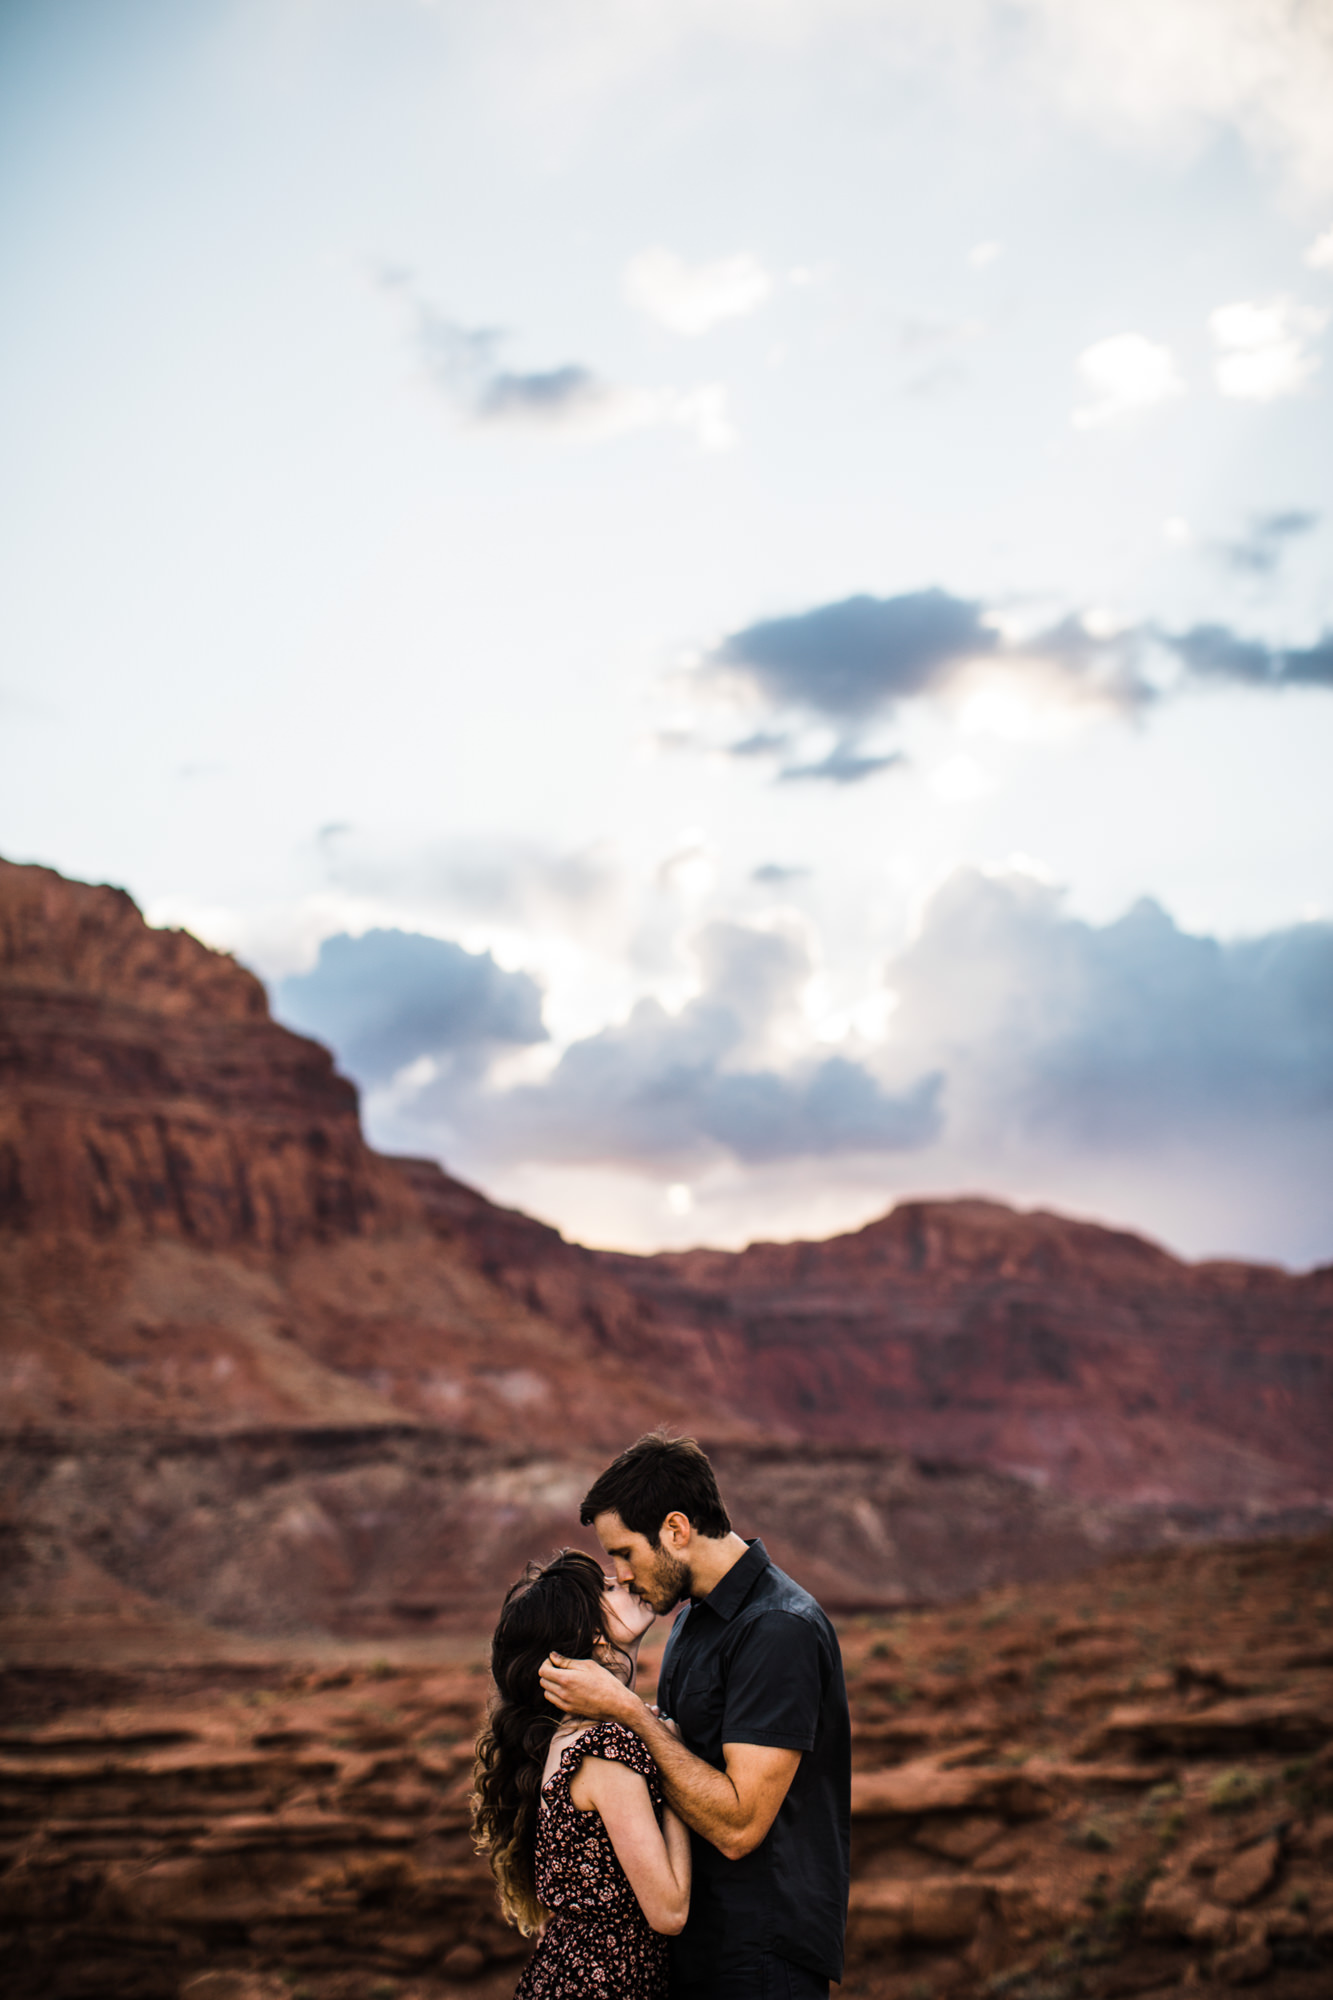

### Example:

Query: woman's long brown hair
xmin=471 ymin=1549 xmax=626 ymax=1935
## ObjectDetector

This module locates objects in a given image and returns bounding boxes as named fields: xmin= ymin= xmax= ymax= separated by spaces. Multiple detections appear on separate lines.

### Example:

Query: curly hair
xmin=471 ymin=1548 xmax=626 ymax=1935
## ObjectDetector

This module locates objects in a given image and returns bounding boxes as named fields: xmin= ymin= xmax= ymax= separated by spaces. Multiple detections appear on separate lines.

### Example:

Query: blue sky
xmin=3 ymin=0 xmax=1332 ymax=1263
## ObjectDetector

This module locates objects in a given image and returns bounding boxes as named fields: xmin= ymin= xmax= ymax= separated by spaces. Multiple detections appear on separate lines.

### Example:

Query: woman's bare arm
xmin=570 ymin=1756 xmax=691 ymax=1934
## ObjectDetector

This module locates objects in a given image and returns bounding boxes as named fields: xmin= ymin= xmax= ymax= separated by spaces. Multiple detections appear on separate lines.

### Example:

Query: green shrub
xmin=1208 ymin=1767 xmax=1268 ymax=1813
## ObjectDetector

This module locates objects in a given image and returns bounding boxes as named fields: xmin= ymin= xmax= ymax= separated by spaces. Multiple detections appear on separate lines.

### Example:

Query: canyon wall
xmin=1 ymin=855 xmax=1330 ymax=1644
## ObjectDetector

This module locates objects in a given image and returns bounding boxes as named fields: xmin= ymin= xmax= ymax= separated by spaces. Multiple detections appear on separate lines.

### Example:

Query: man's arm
xmin=538 ymin=1654 xmax=800 ymax=1861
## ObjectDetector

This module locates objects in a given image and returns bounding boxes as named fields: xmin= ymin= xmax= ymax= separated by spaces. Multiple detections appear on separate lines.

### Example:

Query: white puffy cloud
xmin=623 ymin=248 xmax=774 ymax=336
xmin=1209 ymin=297 xmax=1327 ymax=400
xmin=1072 ymin=333 xmax=1183 ymax=428
xmin=1306 ymin=227 xmax=1333 ymax=271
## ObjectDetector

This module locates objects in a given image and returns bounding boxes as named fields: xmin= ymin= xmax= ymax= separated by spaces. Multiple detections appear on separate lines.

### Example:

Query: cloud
xmin=382 ymin=272 xmax=734 ymax=450
xmin=490 ymin=1 xmax=1333 ymax=202
xmin=476 ymin=921 xmax=943 ymax=1172
xmin=276 ymin=884 xmax=1333 ymax=1265
xmin=751 ymin=863 xmax=809 ymax=885
xmin=1213 ymin=508 xmax=1320 ymax=576
xmin=1072 ymin=333 xmax=1183 ymax=428
xmin=354 ymin=919 xmax=941 ymax=1176
xmin=1210 ymin=297 xmax=1328 ymax=400
xmin=1012 ymin=0 xmax=1333 ymax=200
xmin=704 ymin=585 xmax=1333 ymax=753
xmin=1308 ymin=227 xmax=1333 ymax=271
xmin=779 ymin=743 xmax=905 ymax=785
xmin=716 ymin=590 xmax=998 ymax=719
xmin=885 ymin=869 xmax=1333 ymax=1161
xmin=623 ymin=248 xmax=774 ymax=335
xmin=968 ymin=240 xmax=1003 ymax=268
xmin=320 ymin=833 xmax=624 ymax=942
xmin=708 ymin=589 xmax=1153 ymax=753
xmin=276 ymin=930 xmax=546 ymax=1089
xmin=1162 ymin=622 xmax=1333 ymax=689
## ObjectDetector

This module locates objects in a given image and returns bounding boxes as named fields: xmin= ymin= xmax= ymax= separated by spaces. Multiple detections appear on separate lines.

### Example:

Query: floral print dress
xmin=514 ymin=1718 xmax=669 ymax=2000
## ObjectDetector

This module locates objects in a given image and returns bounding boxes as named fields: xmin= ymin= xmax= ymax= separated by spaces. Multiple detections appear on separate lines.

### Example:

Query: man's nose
xmin=614 ymin=1559 xmax=633 ymax=1582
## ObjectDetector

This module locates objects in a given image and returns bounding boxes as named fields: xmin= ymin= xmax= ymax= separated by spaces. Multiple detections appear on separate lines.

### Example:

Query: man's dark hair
xmin=580 ymin=1433 xmax=732 ymax=1544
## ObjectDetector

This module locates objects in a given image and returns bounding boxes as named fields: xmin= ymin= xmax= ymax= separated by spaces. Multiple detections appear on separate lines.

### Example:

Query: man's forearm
xmin=616 ymin=1699 xmax=747 ymax=1847
xmin=528 ymin=1648 xmax=756 ymax=1848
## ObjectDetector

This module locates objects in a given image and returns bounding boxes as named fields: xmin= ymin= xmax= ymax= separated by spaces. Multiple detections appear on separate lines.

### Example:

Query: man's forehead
xmin=593 ymin=1509 xmax=645 ymax=1550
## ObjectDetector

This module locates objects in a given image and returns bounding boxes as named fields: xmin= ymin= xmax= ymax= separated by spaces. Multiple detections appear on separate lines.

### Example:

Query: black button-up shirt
xmin=656 ymin=1540 xmax=850 ymax=1984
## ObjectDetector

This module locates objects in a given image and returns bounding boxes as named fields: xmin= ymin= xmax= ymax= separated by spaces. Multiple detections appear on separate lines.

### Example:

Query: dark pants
xmin=673 ymin=1953 xmax=831 ymax=2000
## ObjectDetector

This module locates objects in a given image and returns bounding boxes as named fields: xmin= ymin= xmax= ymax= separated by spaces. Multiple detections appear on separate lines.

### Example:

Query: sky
xmin=2 ymin=0 xmax=1332 ymax=1266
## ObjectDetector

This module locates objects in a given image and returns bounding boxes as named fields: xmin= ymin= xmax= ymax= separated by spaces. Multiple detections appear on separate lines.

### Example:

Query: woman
xmin=473 ymin=1548 xmax=691 ymax=2000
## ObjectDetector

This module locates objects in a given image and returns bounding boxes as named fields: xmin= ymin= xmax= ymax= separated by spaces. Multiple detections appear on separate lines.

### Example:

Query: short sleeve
xmin=721 ymin=1610 xmax=825 ymax=1752
xmin=583 ymin=1718 xmax=658 ymax=1784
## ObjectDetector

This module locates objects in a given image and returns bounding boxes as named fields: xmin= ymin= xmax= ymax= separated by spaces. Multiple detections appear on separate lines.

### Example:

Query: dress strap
xmin=572 ymin=1717 xmax=660 ymax=1785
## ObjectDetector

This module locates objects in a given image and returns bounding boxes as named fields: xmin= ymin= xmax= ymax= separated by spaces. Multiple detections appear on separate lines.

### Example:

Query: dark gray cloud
xmin=1283 ymin=635 xmax=1333 ymax=686
xmin=1214 ymin=509 xmax=1319 ymax=576
xmin=716 ymin=589 xmax=997 ymax=719
xmin=1163 ymin=623 xmax=1274 ymax=683
xmin=887 ymin=869 xmax=1333 ymax=1152
xmin=779 ymin=743 xmax=905 ymax=785
xmin=1163 ymin=623 xmax=1333 ymax=689
xmin=276 ymin=930 xmax=546 ymax=1089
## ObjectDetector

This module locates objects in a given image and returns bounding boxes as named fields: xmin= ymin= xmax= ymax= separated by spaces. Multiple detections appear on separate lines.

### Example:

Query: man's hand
xmin=539 ymin=1652 xmax=637 ymax=1723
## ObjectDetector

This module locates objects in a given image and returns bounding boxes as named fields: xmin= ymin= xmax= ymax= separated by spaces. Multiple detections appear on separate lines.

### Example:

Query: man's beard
xmin=644 ymin=1544 xmax=691 ymax=1614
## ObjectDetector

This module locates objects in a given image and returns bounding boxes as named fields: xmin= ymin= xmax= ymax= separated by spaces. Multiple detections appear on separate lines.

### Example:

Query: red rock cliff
xmin=2 ymin=855 xmax=1330 ymax=1511
xmin=0 ymin=858 xmax=415 ymax=1250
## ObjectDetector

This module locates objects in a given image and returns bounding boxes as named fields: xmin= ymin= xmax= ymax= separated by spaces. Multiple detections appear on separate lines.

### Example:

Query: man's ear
xmin=661 ymin=1510 xmax=693 ymax=1550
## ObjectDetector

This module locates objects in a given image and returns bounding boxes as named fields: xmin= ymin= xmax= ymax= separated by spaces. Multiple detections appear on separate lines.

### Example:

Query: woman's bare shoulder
xmin=541 ymin=1719 xmax=598 ymax=1790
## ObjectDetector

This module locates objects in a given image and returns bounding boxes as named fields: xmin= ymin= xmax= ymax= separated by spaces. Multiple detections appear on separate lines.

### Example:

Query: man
xmin=538 ymin=1434 xmax=850 ymax=2000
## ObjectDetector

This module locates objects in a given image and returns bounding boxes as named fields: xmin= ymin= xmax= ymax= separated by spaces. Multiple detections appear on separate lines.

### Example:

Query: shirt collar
xmin=693 ymin=1537 xmax=770 ymax=1622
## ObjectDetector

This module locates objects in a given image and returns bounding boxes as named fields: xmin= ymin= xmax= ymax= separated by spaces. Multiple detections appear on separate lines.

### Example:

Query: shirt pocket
xmin=675 ymin=1656 xmax=727 ymax=1750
